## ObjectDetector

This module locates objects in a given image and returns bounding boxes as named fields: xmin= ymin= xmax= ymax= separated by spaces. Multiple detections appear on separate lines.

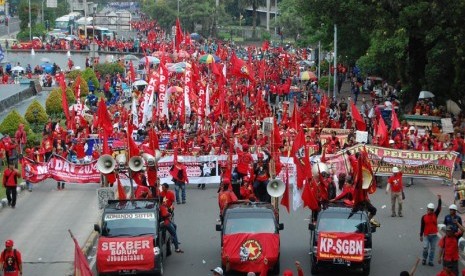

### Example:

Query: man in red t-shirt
xmin=160 ymin=183 xmax=175 ymax=212
xmin=0 ymin=240 xmax=23 ymax=276
xmin=2 ymin=163 xmax=19 ymax=208
xmin=386 ymin=166 xmax=403 ymax=217
xmin=438 ymin=223 xmax=465 ymax=276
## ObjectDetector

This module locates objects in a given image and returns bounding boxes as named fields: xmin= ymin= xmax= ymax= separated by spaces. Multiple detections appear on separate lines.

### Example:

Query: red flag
xmin=70 ymin=231 xmax=93 ymax=276
xmin=222 ymin=233 xmax=279 ymax=273
xmin=377 ymin=116 xmax=389 ymax=147
xmin=58 ymin=73 xmax=70 ymax=123
xmin=292 ymin=129 xmax=308 ymax=189
xmin=280 ymin=163 xmax=290 ymax=213
xmin=391 ymin=110 xmax=401 ymax=131
xmin=262 ymin=40 xmax=269 ymax=51
xmin=129 ymin=61 xmax=136 ymax=83
xmin=117 ymin=177 xmax=127 ymax=199
xmin=350 ymin=101 xmax=367 ymax=131
xmin=230 ymin=52 xmax=254 ymax=82
xmin=301 ymin=178 xmax=319 ymax=211
xmin=74 ymin=75 xmax=81 ymax=99
xmin=184 ymin=30 xmax=191 ymax=45
xmin=127 ymin=119 xmax=140 ymax=158
xmin=175 ymin=18 xmax=183 ymax=52
xmin=291 ymin=98 xmax=302 ymax=129
xmin=148 ymin=129 xmax=159 ymax=151
xmin=96 ymin=99 xmax=113 ymax=135
xmin=102 ymin=130 xmax=111 ymax=155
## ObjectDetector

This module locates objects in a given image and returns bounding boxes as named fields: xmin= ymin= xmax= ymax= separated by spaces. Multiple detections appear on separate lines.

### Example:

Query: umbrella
xmin=105 ymin=55 xmax=115 ymax=63
xmin=173 ymin=50 xmax=190 ymax=58
xmin=299 ymin=71 xmax=317 ymax=81
xmin=139 ymin=56 xmax=160 ymax=65
xmin=11 ymin=66 xmax=25 ymax=73
xmin=152 ymin=51 xmax=171 ymax=58
xmin=167 ymin=66 xmax=185 ymax=73
xmin=132 ymin=79 xmax=148 ymax=86
xmin=167 ymin=86 xmax=183 ymax=93
xmin=124 ymin=54 xmax=139 ymax=61
xmin=171 ymin=62 xmax=187 ymax=68
xmin=418 ymin=91 xmax=435 ymax=99
xmin=41 ymin=63 xmax=53 ymax=73
xmin=190 ymin=33 xmax=201 ymax=40
xmin=199 ymin=54 xmax=220 ymax=64
xmin=40 ymin=57 xmax=51 ymax=63
xmin=446 ymin=100 xmax=461 ymax=115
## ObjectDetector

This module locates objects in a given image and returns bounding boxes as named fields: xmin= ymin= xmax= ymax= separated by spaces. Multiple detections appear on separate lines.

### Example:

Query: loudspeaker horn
xmin=129 ymin=156 xmax=144 ymax=172
xmin=362 ymin=168 xmax=373 ymax=189
xmin=267 ymin=178 xmax=286 ymax=198
xmin=97 ymin=154 xmax=116 ymax=174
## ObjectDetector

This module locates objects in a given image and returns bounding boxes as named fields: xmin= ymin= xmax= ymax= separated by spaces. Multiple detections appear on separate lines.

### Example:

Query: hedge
xmin=94 ymin=63 xmax=125 ymax=76
xmin=0 ymin=110 xmax=31 ymax=137
xmin=25 ymin=99 xmax=48 ymax=125
xmin=45 ymin=87 xmax=76 ymax=116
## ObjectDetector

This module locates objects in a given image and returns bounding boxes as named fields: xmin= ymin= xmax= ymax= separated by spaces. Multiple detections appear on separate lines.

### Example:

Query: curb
xmin=0 ymin=182 xmax=27 ymax=211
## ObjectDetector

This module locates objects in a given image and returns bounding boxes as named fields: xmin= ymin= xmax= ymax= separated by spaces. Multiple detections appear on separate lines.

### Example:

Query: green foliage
xmin=94 ymin=63 xmax=125 ymax=77
xmin=18 ymin=0 xmax=39 ymax=30
xmin=26 ymin=130 xmax=41 ymax=149
xmin=72 ymin=77 xmax=90 ymax=98
xmin=24 ymin=100 xmax=48 ymax=126
xmin=261 ymin=31 xmax=271 ymax=41
xmin=0 ymin=110 xmax=31 ymax=137
xmin=16 ymin=24 xmax=47 ymax=42
xmin=45 ymin=88 xmax=75 ymax=116
xmin=81 ymin=68 xmax=100 ymax=89
xmin=318 ymin=75 xmax=334 ymax=92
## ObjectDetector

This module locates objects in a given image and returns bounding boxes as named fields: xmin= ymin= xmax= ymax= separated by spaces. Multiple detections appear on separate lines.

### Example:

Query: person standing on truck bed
xmin=160 ymin=202 xmax=184 ymax=253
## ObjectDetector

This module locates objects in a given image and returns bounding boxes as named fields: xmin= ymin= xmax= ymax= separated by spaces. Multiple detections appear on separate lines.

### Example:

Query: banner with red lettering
xmin=317 ymin=232 xmax=365 ymax=262
xmin=346 ymin=145 xmax=458 ymax=179
xmin=96 ymin=236 xmax=154 ymax=273
xmin=222 ymin=233 xmax=279 ymax=273
xmin=142 ymin=71 xmax=159 ymax=125
xmin=22 ymin=156 xmax=100 ymax=184
xmin=157 ymin=62 xmax=169 ymax=118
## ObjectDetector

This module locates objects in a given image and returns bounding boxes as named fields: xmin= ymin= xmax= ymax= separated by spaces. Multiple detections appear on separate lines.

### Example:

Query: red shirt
xmin=218 ymin=190 xmax=238 ymax=215
xmin=439 ymin=232 xmax=462 ymax=261
xmin=0 ymin=249 xmax=22 ymax=276
xmin=388 ymin=173 xmax=403 ymax=193
xmin=3 ymin=168 xmax=18 ymax=187
xmin=160 ymin=190 xmax=175 ymax=209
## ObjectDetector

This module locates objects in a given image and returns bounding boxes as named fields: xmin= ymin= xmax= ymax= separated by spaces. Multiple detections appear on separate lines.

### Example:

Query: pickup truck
xmin=93 ymin=199 xmax=172 ymax=276
xmin=216 ymin=201 xmax=284 ymax=275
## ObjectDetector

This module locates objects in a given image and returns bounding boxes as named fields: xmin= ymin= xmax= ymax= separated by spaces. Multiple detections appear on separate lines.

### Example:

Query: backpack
xmin=1 ymin=249 xmax=19 ymax=272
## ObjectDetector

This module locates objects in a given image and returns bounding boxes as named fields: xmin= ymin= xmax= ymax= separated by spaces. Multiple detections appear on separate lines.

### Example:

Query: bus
xmin=54 ymin=12 xmax=82 ymax=34
xmin=78 ymin=26 xmax=115 ymax=41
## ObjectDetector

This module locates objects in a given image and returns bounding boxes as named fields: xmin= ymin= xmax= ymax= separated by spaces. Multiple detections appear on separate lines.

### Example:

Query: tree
xmin=45 ymin=88 xmax=75 ymax=117
xmin=24 ymin=100 xmax=48 ymax=126
xmin=0 ymin=110 xmax=31 ymax=137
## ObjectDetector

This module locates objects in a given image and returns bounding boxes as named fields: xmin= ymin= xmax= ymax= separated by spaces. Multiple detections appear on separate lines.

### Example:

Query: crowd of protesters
xmin=1 ymin=17 xmax=465 ymax=276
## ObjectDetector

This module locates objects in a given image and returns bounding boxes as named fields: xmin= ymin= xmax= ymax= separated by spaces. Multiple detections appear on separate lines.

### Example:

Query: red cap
xmin=283 ymin=270 xmax=293 ymax=276
xmin=5 ymin=240 xmax=13 ymax=247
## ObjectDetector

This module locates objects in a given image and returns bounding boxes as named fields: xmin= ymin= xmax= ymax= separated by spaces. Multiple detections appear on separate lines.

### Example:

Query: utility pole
xmin=28 ymin=0 xmax=32 ymax=40
xmin=333 ymin=24 xmax=337 ymax=98
xmin=266 ymin=0 xmax=270 ymax=31
xmin=317 ymin=41 xmax=321 ymax=81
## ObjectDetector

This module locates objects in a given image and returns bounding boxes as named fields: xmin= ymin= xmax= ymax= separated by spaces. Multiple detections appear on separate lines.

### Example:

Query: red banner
xmin=22 ymin=156 xmax=100 ymax=184
xmin=96 ymin=236 xmax=155 ymax=273
xmin=317 ymin=232 xmax=365 ymax=262
xmin=157 ymin=62 xmax=169 ymax=118
xmin=222 ymin=233 xmax=279 ymax=273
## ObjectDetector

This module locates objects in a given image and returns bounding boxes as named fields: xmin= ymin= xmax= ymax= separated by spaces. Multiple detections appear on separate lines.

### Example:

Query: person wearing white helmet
xmin=386 ymin=166 xmax=404 ymax=217
xmin=419 ymin=195 xmax=442 ymax=266
xmin=443 ymin=204 xmax=463 ymax=233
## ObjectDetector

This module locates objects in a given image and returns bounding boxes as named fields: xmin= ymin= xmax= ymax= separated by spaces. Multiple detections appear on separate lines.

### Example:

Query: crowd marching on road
xmin=1 ymin=12 xmax=465 ymax=276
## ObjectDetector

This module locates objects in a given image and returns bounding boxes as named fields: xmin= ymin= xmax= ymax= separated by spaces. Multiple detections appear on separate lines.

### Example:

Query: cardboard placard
xmin=355 ymin=131 xmax=368 ymax=143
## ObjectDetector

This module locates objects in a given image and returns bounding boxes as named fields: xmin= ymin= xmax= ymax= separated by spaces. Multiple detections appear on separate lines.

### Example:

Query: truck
xmin=93 ymin=199 xmax=172 ymax=276
xmin=308 ymin=203 xmax=376 ymax=275
xmin=215 ymin=201 xmax=283 ymax=275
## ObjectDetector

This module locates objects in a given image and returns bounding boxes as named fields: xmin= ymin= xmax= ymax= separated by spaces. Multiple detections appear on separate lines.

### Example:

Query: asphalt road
xmin=0 ymin=179 xmax=100 ymax=276
xmin=86 ymin=176 xmax=462 ymax=276
xmin=0 ymin=89 xmax=51 ymax=123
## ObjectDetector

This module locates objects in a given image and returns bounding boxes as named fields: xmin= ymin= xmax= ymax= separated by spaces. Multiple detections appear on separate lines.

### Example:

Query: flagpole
xmin=127 ymin=115 xmax=135 ymax=199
